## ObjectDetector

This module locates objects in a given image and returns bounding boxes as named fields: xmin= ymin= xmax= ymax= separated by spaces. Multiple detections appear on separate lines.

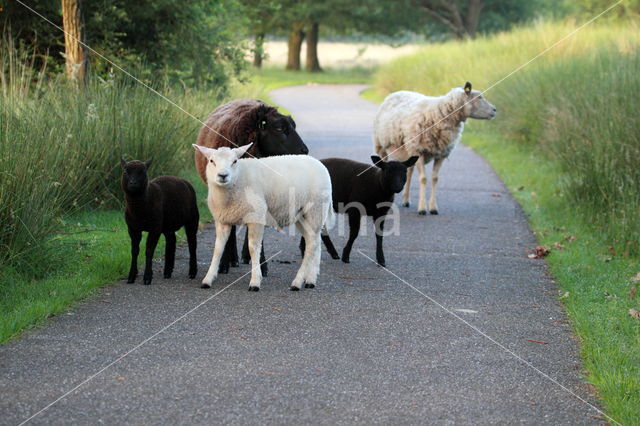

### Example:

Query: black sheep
xmin=301 ymin=155 xmax=418 ymax=267
xmin=121 ymin=158 xmax=199 ymax=285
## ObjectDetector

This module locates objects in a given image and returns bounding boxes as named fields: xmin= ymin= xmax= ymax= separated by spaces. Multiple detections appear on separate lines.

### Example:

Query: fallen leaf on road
xmin=528 ymin=246 xmax=550 ymax=259
xmin=526 ymin=339 xmax=549 ymax=344
xmin=629 ymin=308 xmax=640 ymax=320
xmin=630 ymin=272 xmax=640 ymax=282
xmin=116 ymin=377 xmax=125 ymax=381
xmin=528 ymin=401 xmax=537 ymax=406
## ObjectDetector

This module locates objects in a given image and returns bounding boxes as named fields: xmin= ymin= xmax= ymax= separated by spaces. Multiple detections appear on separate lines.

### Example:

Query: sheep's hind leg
xmin=402 ymin=166 xmax=414 ymax=207
xmin=341 ymin=210 xmax=361 ymax=264
xmin=127 ymin=229 xmax=142 ymax=283
xmin=185 ymin=220 xmax=198 ymax=279
xmin=416 ymin=155 xmax=429 ymax=215
xmin=321 ymin=228 xmax=340 ymax=260
xmin=246 ymin=224 xmax=265 ymax=291
xmin=163 ymin=231 xmax=176 ymax=279
xmin=374 ymin=215 xmax=386 ymax=267
xmin=241 ymin=227 xmax=250 ymax=264
xmin=428 ymin=157 xmax=444 ymax=215
xmin=202 ymin=223 xmax=231 ymax=288
xmin=218 ymin=226 xmax=236 ymax=274
xmin=143 ymin=231 xmax=162 ymax=285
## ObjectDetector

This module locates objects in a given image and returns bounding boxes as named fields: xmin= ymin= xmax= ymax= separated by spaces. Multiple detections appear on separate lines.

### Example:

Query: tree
xmin=61 ymin=0 xmax=88 ymax=82
xmin=286 ymin=20 xmax=306 ymax=70
xmin=305 ymin=21 xmax=321 ymax=72
xmin=419 ymin=0 xmax=484 ymax=39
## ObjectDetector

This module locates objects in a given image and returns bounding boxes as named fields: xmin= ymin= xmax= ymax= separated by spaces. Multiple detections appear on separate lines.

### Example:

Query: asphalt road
xmin=1 ymin=85 xmax=602 ymax=425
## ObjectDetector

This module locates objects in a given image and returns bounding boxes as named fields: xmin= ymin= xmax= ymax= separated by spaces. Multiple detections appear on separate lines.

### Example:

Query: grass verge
xmin=464 ymin=128 xmax=639 ymax=424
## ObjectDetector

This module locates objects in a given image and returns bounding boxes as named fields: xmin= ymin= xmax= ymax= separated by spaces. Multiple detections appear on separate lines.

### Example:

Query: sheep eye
xmin=209 ymin=159 xmax=214 ymax=164
xmin=275 ymin=127 xmax=284 ymax=133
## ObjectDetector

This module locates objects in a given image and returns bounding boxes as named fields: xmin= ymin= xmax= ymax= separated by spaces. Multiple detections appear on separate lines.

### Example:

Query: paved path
xmin=1 ymin=85 xmax=600 ymax=424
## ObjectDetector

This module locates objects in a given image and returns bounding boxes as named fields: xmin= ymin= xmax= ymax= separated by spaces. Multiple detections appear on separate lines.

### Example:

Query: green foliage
xmin=0 ymin=39 xmax=199 ymax=266
xmin=1 ymin=0 xmax=249 ymax=92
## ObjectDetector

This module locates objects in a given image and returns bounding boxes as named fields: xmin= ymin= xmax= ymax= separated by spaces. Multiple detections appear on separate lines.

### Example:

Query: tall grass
xmin=372 ymin=20 xmax=640 ymax=255
xmin=0 ymin=40 xmax=199 ymax=267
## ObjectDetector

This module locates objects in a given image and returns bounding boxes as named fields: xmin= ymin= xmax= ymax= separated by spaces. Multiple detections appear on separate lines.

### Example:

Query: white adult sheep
xmin=373 ymin=82 xmax=496 ymax=215
xmin=193 ymin=143 xmax=334 ymax=291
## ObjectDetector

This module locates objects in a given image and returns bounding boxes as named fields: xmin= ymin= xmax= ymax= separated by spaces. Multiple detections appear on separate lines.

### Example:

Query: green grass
xmin=371 ymin=19 xmax=640 ymax=423
xmin=465 ymin=129 xmax=639 ymax=424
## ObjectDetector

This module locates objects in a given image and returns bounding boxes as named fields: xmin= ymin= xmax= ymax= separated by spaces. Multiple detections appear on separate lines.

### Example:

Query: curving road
xmin=0 ymin=85 xmax=600 ymax=424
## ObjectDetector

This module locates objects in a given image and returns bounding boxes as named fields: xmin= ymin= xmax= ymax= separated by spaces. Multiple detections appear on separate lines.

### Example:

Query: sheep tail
xmin=324 ymin=201 xmax=336 ymax=231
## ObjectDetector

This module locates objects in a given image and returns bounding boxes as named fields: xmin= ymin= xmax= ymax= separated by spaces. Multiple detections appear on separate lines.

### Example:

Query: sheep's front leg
xmin=143 ymin=231 xmax=161 ymax=285
xmin=292 ymin=223 xmax=317 ymax=290
xmin=402 ymin=165 xmax=414 ymax=207
xmin=246 ymin=223 xmax=265 ymax=291
xmin=416 ymin=155 xmax=428 ymax=215
xmin=374 ymin=215 xmax=386 ymax=267
xmin=127 ymin=229 xmax=142 ymax=283
xmin=202 ymin=222 xmax=232 ymax=289
xmin=428 ymin=157 xmax=444 ymax=215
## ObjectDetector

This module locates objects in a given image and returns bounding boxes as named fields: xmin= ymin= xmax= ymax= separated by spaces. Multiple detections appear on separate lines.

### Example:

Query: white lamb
xmin=193 ymin=143 xmax=334 ymax=291
xmin=373 ymin=82 xmax=496 ymax=215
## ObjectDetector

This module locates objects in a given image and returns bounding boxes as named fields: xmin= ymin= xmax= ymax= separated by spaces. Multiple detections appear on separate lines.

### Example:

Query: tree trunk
xmin=305 ymin=22 xmax=322 ymax=72
xmin=61 ymin=0 xmax=87 ymax=82
xmin=286 ymin=22 xmax=305 ymax=71
xmin=465 ymin=0 xmax=484 ymax=39
xmin=253 ymin=33 xmax=265 ymax=68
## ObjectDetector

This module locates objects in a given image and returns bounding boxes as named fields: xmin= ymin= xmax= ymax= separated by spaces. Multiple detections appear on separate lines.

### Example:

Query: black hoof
xmin=418 ymin=210 xmax=427 ymax=216
xmin=231 ymin=260 xmax=239 ymax=267
xmin=218 ymin=264 xmax=229 ymax=274
xmin=241 ymin=257 xmax=250 ymax=265
xmin=290 ymin=286 xmax=300 ymax=291
xmin=261 ymin=265 xmax=268 ymax=277
xmin=143 ymin=280 xmax=152 ymax=285
xmin=201 ymin=283 xmax=211 ymax=289
xmin=377 ymin=261 xmax=386 ymax=267
xmin=402 ymin=202 xmax=410 ymax=208
xmin=331 ymin=253 xmax=340 ymax=260
xmin=188 ymin=270 xmax=197 ymax=279
xmin=127 ymin=278 xmax=136 ymax=284
xmin=429 ymin=209 xmax=439 ymax=215
xmin=304 ymin=283 xmax=315 ymax=289
xmin=164 ymin=273 xmax=172 ymax=279
xmin=248 ymin=286 xmax=260 ymax=292
xmin=341 ymin=257 xmax=350 ymax=264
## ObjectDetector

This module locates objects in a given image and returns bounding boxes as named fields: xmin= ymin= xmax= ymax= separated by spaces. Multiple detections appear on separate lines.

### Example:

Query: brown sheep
xmin=194 ymin=99 xmax=309 ymax=275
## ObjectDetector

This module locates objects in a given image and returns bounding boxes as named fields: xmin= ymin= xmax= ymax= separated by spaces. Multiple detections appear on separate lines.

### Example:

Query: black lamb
xmin=121 ymin=158 xmax=199 ymax=285
xmin=301 ymin=155 xmax=418 ymax=267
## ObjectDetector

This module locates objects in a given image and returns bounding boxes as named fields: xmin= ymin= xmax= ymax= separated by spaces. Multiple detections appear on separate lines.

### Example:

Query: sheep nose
xmin=300 ymin=146 xmax=309 ymax=155
xmin=218 ymin=173 xmax=228 ymax=180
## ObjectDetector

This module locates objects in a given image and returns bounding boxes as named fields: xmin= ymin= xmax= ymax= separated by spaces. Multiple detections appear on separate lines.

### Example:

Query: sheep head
xmin=462 ymin=82 xmax=497 ymax=120
xmin=371 ymin=155 xmax=419 ymax=194
xmin=192 ymin=143 xmax=252 ymax=187
xmin=121 ymin=157 xmax=152 ymax=195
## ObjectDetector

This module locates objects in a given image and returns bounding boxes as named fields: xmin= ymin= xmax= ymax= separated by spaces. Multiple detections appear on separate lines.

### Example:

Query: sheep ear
xmin=464 ymin=82 xmax=472 ymax=95
xmin=403 ymin=156 xmax=419 ymax=168
xmin=144 ymin=157 xmax=153 ymax=169
xmin=120 ymin=156 xmax=127 ymax=168
xmin=234 ymin=143 xmax=253 ymax=159
xmin=371 ymin=155 xmax=386 ymax=169
xmin=193 ymin=144 xmax=213 ymax=158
